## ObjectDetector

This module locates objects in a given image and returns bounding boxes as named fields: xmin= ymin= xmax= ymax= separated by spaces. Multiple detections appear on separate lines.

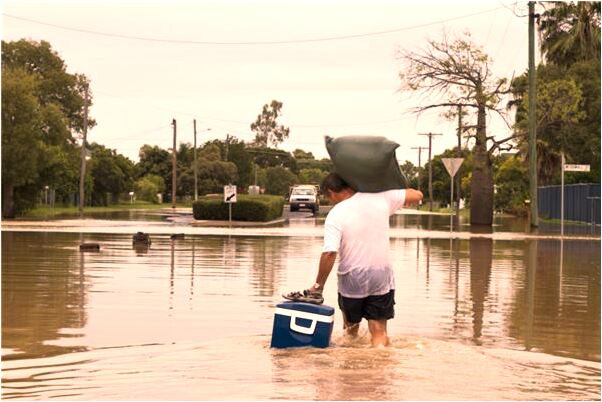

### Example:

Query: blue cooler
xmin=271 ymin=302 xmax=335 ymax=348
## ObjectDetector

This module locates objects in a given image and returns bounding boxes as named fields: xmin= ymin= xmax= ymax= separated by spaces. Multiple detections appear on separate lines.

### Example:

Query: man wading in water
xmin=302 ymin=173 xmax=423 ymax=347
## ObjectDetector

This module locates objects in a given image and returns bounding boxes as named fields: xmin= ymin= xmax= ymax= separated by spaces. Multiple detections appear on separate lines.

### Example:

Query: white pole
xmin=450 ymin=176 xmax=454 ymax=232
xmin=561 ymin=152 xmax=565 ymax=237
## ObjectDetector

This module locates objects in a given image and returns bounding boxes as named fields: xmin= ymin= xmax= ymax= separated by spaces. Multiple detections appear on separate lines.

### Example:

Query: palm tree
xmin=539 ymin=2 xmax=601 ymax=67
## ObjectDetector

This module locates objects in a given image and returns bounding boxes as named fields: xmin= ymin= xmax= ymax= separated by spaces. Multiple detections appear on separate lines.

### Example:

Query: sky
xmin=2 ymin=0 xmax=533 ymax=165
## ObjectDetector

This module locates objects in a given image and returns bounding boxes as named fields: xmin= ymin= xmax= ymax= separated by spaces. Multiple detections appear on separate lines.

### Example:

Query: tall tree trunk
xmin=2 ymin=182 xmax=16 ymax=219
xmin=470 ymin=105 xmax=494 ymax=225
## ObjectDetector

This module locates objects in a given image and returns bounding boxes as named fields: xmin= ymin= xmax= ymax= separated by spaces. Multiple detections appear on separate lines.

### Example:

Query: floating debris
xmin=79 ymin=243 xmax=100 ymax=251
xmin=132 ymin=232 xmax=151 ymax=245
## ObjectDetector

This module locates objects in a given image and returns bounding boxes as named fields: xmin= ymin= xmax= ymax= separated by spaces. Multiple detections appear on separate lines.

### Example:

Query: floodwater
xmin=2 ymin=227 xmax=600 ymax=400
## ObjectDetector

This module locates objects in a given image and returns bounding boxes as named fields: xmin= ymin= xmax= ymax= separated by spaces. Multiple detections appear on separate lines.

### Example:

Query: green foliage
xmin=2 ymin=39 xmax=95 ymax=133
xmin=494 ymin=155 xmax=529 ymax=215
xmin=89 ymin=143 xmax=136 ymax=206
xmin=2 ymin=39 xmax=95 ymax=217
xmin=37 ymin=143 xmax=81 ymax=203
xmin=399 ymin=161 xmax=419 ymax=189
xmin=135 ymin=174 xmax=165 ymax=203
xmin=511 ymin=8 xmax=601 ymax=186
xmin=192 ymin=195 xmax=285 ymax=222
xmin=539 ymin=2 xmax=601 ymax=67
xmin=298 ymin=168 xmax=327 ymax=185
xmin=296 ymin=158 xmax=333 ymax=172
xmin=248 ymin=146 xmax=297 ymax=171
xmin=225 ymin=139 xmax=253 ymax=188
xmin=178 ymin=143 xmax=239 ymax=196
xmin=1 ymin=67 xmax=43 ymax=188
xmin=420 ymin=148 xmax=472 ymax=205
xmin=293 ymin=149 xmax=315 ymax=159
xmin=265 ymin=167 xmax=298 ymax=196
xmin=137 ymin=144 xmax=172 ymax=197
xmin=250 ymin=100 xmax=290 ymax=147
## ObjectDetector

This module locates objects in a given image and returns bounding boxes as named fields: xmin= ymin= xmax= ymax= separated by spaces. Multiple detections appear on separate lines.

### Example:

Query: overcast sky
xmin=2 ymin=0 xmax=533 ymax=164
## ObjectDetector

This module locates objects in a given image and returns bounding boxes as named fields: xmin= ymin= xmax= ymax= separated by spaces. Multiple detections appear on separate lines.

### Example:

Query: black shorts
xmin=338 ymin=290 xmax=395 ymax=324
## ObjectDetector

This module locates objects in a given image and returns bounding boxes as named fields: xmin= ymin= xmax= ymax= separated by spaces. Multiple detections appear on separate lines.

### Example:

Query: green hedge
xmin=192 ymin=195 xmax=285 ymax=222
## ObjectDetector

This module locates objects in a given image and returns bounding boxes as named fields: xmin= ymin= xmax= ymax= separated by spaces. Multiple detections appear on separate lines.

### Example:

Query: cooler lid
xmin=276 ymin=301 xmax=335 ymax=316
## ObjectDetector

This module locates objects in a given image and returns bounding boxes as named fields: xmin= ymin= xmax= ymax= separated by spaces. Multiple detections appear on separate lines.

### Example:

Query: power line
xmin=3 ymin=4 xmax=516 ymax=46
xmin=94 ymin=89 xmax=407 ymax=130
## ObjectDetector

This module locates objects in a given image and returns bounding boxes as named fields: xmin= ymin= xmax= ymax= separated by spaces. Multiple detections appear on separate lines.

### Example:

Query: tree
xmin=494 ymin=154 xmax=529 ymax=215
xmin=2 ymin=39 xmax=93 ymax=217
xmin=2 ymin=39 xmax=94 ymax=134
xmin=204 ymin=137 xmax=254 ymax=188
xmin=511 ymin=69 xmax=587 ymax=184
xmin=137 ymin=144 xmax=172 ymax=198
xmin=1 ymin=67 xmax=43 ymax=217
xmin=265 ymin=167 xmax=298 ymax=196
xmin=298 ymin=168 xmax=327 ymax=185
xmin=88 ymin=143 xmax=135 ymax=206
xmin=135 ymin=175 xmax=165 ymax=203
xmin=293 ymin=149 xmax=315 ymax=160
xmin=182 ymin=143 xmax=238 ymax=196
xmin=419 ymin=148 xmax=472 ymax=206
xmin=398 ymin=33 xmax=514 ymax=225
xmin=509 ymin=3 xmax=600 ymax=184
xmin=399 ymin=161 xmax=419 ymax=189
xmin=539 ymin=2 xmax=601 ymax=67
xmin=296 ymin=158 xmax=333 ymax=172
xmin=250 ymin=100 xmax=290 ymax=147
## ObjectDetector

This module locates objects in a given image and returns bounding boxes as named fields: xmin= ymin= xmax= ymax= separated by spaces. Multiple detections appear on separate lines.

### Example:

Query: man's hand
xmin=307 ymin=283 xmax=323 ymax=294
xmin=404 ymin=189 xmax=424 ymax=206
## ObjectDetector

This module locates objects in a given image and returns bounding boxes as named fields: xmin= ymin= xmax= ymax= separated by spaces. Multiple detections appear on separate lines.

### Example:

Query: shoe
xmin=282 ymin=289 xmax=324 ymax=305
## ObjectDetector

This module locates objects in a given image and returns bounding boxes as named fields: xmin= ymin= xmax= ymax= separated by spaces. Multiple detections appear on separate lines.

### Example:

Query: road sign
xmin=224 ymin=185 xmax=237 ymax=203
xmin=441 ymin=158 xmax=464 ymax=177
xmin=564 ymin=164 xmax=590 ymax=172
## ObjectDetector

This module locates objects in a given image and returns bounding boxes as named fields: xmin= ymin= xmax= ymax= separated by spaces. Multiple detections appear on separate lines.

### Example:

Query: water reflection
xmin=469 ymin=238 xmax=492 ymax=345
xmin=1 ymin=231 xmax=599 ymax=400
xmin=1 ymin=232 xmax=90 ymax=360
xmin=401 ymin=236 xmax=600 ymax=361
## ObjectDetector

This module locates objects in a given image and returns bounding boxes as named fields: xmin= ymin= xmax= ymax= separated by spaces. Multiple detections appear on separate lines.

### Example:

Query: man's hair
xmin=321 ymin=172 xmax=351 ymax=194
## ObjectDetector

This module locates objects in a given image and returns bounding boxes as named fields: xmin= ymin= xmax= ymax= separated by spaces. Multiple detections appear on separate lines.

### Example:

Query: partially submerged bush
xmin=192 ymin=194 xmax=285 ymax=222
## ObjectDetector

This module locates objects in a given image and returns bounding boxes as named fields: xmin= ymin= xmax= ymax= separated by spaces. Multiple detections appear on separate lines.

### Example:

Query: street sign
xmin=564 ymin=164 xmax=590 ymax=172
xmin=224 ymin=185 xmax=237 ymax=203
xmin=441 ymin=158 xmax=464 ymax=177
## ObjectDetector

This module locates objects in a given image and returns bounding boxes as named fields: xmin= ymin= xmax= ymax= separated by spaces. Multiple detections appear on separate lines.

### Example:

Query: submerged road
xmin=2 ymin=210 xmax=599 ymax=242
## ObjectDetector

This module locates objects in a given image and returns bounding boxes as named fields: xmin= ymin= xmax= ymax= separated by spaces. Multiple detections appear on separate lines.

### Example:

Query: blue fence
xmin=538 ymin=183 xmax=600 ymax=225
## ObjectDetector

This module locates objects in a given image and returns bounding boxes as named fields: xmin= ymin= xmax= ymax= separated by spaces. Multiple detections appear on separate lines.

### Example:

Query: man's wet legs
xmin=368 ymin=319 xmax=389 ymax=347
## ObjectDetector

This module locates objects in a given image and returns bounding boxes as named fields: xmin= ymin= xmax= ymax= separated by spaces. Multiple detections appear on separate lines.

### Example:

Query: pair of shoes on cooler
xmin=282 ymin=289 xmax=324 ymax=305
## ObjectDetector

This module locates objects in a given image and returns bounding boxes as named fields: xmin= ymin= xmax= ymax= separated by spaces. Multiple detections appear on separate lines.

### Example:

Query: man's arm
xmin=404 ymin=189 xmax=423 ymax=206
xmin=309 ymin=251 xmax=337 ymax=293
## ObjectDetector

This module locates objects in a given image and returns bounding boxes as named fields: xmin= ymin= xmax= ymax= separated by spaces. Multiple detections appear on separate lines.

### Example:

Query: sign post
xmin=441 ymin=158 xmax=464 ymax=232
xmin=224 ymin=185 xmax=237 ymax=227
xmin=561 ymin=156 xmax=590 ymax=236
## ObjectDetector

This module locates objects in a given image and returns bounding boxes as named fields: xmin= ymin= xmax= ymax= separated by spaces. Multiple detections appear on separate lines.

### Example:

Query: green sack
xmin=325 ymin=135 xmax=408 ymax=192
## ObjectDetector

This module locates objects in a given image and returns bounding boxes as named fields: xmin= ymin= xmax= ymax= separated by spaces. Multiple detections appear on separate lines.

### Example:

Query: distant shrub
xmin=135 ymin=174 xmax=165 ymax=204
xmin=192 ymin=194 xmax=285 ymax=222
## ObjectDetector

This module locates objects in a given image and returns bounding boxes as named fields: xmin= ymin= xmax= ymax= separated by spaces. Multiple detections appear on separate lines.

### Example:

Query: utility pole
xmin=78 ymin=85 xmax=89 ymax=218
xmin=528 ymin=1 xmax=539 ymax=227
xmin=172 ymin=118 xmax=177 ymax=210
xmin=456 ymin=105 xmax=463 ymax=219
xmin=411 ymin=146 xmax=427 ymax=192
xmin=419 ymin=133 xmax=442 ymax=211
xmin=193 ymin=119 xmax=198 ymax=201
xmin=225 ymin=134 xmax=230 ymax=161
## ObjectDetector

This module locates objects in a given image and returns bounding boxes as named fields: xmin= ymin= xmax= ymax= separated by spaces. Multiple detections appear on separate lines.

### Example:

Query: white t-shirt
xmin=322 ymin=189 xmax=406 ymax=298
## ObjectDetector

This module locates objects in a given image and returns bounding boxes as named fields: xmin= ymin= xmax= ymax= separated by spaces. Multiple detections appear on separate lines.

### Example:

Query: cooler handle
xmin=290 ymin=314 xmax=317 ymax=335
